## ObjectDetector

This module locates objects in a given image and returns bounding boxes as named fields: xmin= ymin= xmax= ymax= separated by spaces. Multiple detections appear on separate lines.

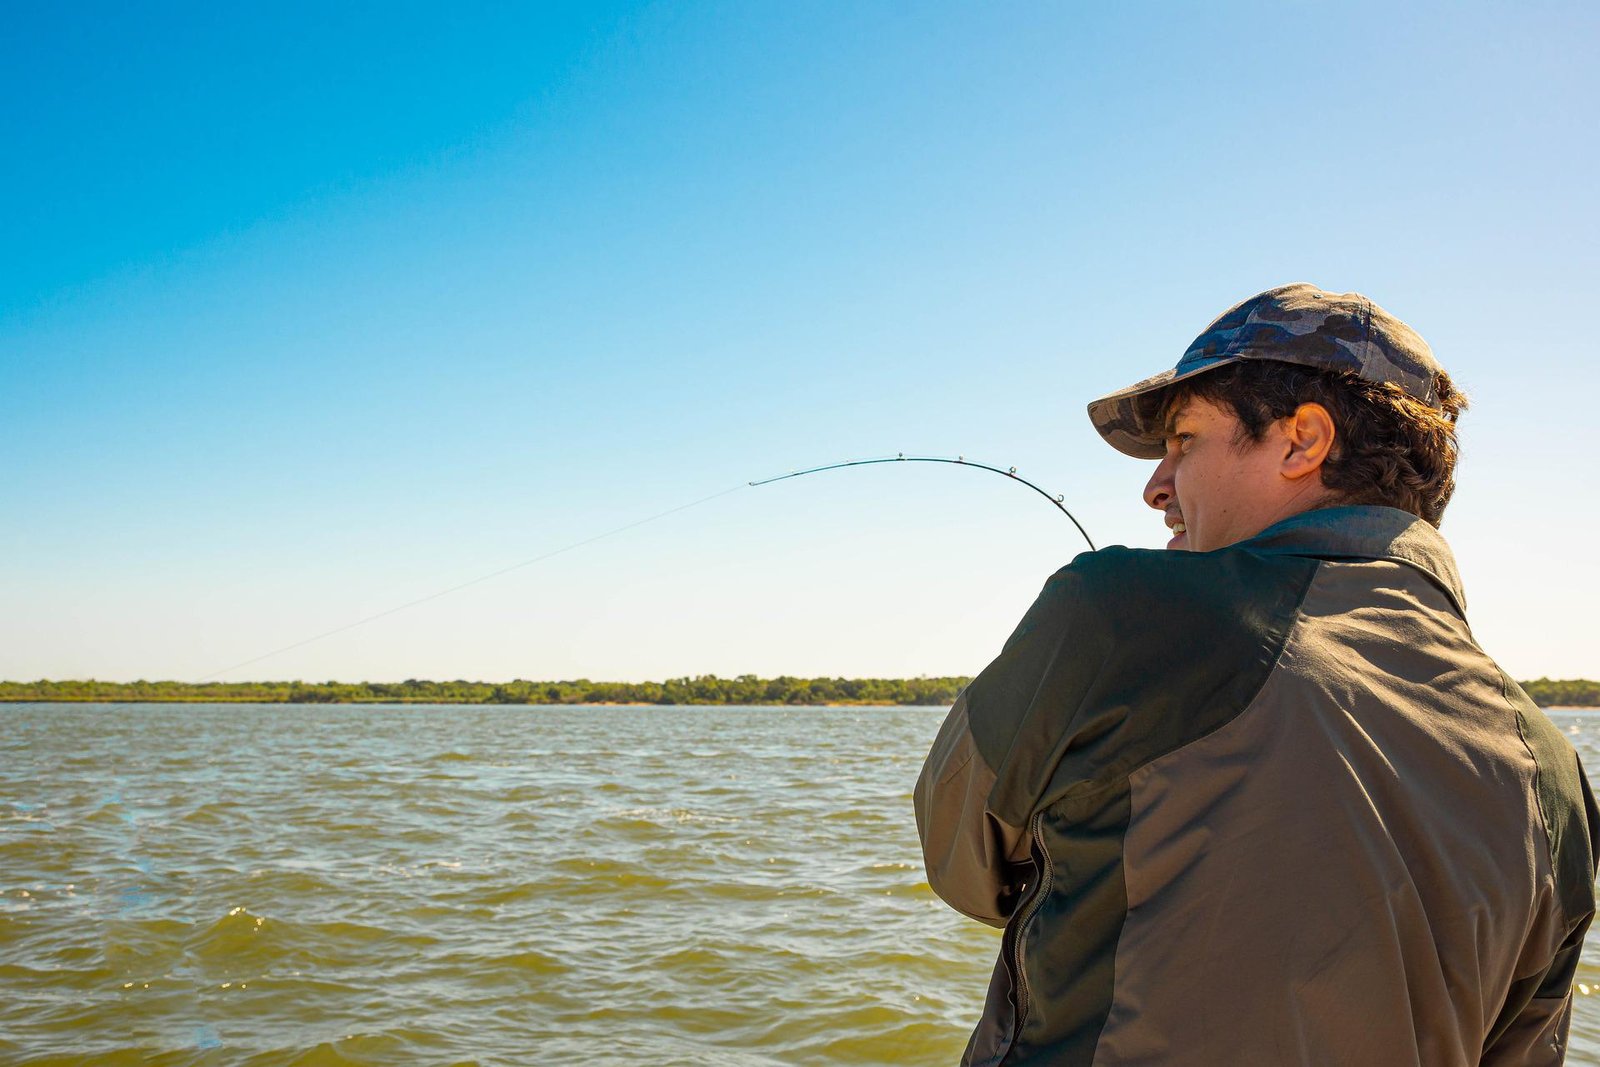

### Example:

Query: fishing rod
xmin=749 ymin=453 xmax=1096 ymax=552
xmin=9 ymin=454 xmax=1094 ymax=709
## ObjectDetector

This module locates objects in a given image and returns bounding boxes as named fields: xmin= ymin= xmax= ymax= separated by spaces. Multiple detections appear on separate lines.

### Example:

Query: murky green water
xmin=3 ymin=704 xmax=1598 ymax=1065
xmin=0 ymin=704 xmax=995 ymax=1065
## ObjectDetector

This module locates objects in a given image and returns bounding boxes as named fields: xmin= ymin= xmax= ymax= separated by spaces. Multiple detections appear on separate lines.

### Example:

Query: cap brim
xmin=1086 ymin=355 xmax=1247 ymax=459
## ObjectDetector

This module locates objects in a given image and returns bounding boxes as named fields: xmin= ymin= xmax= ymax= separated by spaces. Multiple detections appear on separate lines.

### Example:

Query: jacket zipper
xmin=1009 ymin=811 xmax=1052 ymax=1036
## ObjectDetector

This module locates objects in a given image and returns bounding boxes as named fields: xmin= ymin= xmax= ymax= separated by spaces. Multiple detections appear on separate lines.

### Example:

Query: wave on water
xmin=8 ymin=703 xmax=1596 ymax=1064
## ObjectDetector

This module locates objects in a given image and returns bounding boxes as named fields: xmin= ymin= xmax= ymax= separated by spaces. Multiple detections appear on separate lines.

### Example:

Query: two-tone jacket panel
xmin=915 ymin=506 xmax=1599 ymax=1066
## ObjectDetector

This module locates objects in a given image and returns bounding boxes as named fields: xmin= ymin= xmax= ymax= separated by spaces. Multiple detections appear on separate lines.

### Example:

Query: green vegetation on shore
xmin=3 ymin=676 xmax=1596 ymax=708
xmin=1521 ymin=678 xmax=1600 ymax=708
xmin=0 ymin=675 xmax=971 ymax=706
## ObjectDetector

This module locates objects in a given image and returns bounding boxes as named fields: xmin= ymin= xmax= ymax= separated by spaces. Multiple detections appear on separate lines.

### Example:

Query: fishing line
xmin=208 ymin=452 xmax=1094 ymax=678
xmin=5 ymin=483 xmax=747 ymax=709
xmin=11 ymin=452 xmax=1093 ymax=706
xmin=191 ymin=482 xmax=750 ymax=682
xmin=749 ymin=453 xmax=1096 ymax=552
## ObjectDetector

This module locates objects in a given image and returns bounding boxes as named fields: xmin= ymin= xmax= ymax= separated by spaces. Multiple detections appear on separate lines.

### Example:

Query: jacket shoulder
xmin=1018 ymin=543 xmax=1318 ymax=651
xmin=971 ymin=545 xmax=1322 ymax=820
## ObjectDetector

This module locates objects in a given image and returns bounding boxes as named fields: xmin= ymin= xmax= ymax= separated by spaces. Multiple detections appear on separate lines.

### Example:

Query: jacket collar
xmin=1238 ymin=505 xmax=1467 ymax=615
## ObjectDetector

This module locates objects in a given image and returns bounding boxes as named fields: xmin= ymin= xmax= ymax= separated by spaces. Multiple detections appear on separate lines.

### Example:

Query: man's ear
xmin=1280 ymin=402 xmax=1335 ymax=481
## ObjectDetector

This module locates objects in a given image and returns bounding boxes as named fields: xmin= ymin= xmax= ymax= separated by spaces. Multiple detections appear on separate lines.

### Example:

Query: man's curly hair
xmin=1138 ymin=361 xmax=1468 ymax=527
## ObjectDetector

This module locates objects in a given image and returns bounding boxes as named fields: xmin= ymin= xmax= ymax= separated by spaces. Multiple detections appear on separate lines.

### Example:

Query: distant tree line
xmin=1520 ymin=678 xmax=1600 ymax=708
xmin=0 ymin=675 xmax=972 ymax=706
xmin=3 ymin=676 xmax=1595 ymax=708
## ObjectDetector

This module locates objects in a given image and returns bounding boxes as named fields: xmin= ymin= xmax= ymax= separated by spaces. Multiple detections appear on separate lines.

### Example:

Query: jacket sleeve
xmin=914 ymin=687 xmax=1034 ymax=928
xmin=1479 ymin=931 xmax=1587 ymax=1065
xmin=914 ymin=559 xmax=1110 ymax=927
xmin=1482 ymin=758 xmax=1600 ymax=1066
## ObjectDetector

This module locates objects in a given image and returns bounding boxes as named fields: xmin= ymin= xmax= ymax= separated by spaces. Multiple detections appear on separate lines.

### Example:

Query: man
xmin=915 ymin=283 xmax=1598 ymax=1065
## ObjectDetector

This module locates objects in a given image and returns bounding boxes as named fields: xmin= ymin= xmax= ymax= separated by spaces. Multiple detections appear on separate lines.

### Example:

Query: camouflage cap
xmin=1087 ymin=283 xmax=1443 ymax=459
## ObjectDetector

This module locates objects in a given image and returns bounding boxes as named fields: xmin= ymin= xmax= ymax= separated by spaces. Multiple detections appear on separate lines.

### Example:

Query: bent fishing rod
xmin=749 ymin=453 xmax=1096 ymax=552
xmin=10 ymin=452 xmax=1096 ymax=709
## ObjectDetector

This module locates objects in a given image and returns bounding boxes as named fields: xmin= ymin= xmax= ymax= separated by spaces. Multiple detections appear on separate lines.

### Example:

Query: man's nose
xmin=1144 ymin=455 xmax=1175 ymax=511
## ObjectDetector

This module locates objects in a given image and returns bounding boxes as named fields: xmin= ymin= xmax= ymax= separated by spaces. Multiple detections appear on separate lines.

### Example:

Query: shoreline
xmin=0 ymin=698 xmax=952 ymax=708
xmin=5 ymin=698 xmax=1596 ymax=710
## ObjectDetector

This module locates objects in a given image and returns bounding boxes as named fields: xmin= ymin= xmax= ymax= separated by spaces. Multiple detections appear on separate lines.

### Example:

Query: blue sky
xmin=4 ymin=1 xmax=1596 ymax=683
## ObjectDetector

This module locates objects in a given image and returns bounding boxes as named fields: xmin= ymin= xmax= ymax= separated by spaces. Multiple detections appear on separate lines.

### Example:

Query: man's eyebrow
xmin=1161 ymin=402 xmax=1189 ymax=436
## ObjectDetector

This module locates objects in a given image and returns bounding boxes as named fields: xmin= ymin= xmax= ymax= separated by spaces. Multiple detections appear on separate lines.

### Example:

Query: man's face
xmin=1142 ymin=393 xmax=1293 ymax=552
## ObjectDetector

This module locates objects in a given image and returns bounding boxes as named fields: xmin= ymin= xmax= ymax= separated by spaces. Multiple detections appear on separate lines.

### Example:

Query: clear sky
xmin=4 ymin=1 xmax=1596 ymax=684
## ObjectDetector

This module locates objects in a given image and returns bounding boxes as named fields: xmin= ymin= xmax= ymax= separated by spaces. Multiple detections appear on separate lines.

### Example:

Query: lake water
xmin=2 ymin=703 xmax=1598 ymax=1065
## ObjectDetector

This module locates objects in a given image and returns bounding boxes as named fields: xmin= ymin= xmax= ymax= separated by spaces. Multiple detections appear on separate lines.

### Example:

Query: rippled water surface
xmin=3 ymin=704 xmax=1599 ymax=1065
xmin=1 ymin=704 xmax=998 ymax=1065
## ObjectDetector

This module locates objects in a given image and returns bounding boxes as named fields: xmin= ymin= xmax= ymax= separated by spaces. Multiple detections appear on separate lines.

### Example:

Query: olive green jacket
xmin=916 ymin=506 xmax=1597 ymax=1065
